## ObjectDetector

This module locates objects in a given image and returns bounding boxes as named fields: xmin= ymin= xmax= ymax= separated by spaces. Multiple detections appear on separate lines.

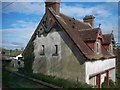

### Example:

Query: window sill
xmin=52 ymin=53 xmax=58 ymax=56
xmin=40 ymin=54 xmax=45 ymax=55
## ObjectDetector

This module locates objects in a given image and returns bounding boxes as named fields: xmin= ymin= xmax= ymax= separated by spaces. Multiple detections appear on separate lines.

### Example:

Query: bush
xmin=23 ymin=44 xmax=34 ymax=73
xmin=31 ymin=73 xmax=92 ymax=88
xmin=102 ymin=77 xmax=116 ymax=88
xmin=2 ymin=69 xmax=11 ymax=87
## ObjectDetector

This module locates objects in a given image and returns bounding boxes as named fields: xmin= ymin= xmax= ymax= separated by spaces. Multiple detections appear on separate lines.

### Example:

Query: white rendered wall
xmin=85 ymin=58 xmax=116 ymax=84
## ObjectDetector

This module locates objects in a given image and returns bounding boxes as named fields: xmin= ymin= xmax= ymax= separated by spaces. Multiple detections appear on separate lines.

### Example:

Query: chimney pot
xmin=45 ymin=0 xmax=60 ymax=15
xmin=83 ymin=15 xmax=95 ymax=28
xmin=99 ymin=24 xmax=101 ymax=28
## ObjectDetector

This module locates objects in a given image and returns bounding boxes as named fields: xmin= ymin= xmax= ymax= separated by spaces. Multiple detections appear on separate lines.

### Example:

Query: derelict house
xmin=23 ymin=0 xmax=116 ymax=88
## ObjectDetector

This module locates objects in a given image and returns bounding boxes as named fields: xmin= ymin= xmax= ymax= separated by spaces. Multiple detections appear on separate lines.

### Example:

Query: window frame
xmin=109 ymin=43 xmax=113 ymax=54
xmin=52 ymin=45 xmax=58 ymax=56
xmin=40 ymin=45 xmax=45 ymax=55
xmin=95 ymin=41 xmax=101 ymax=54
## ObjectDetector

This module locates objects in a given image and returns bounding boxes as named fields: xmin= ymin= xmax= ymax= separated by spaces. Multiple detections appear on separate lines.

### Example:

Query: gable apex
xmin=45 ymin=0 xmax=60 ymax=15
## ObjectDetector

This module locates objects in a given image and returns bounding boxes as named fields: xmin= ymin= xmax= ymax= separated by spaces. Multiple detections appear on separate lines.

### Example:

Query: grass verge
xmin=2 ymin=70 xmax=45 ymax=89
xmin=30 ymin=73 xmax=92 ymax=88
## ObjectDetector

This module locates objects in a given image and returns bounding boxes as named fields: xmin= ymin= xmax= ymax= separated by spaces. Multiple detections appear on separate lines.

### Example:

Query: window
xmin=72 ymin=26 xmax=75 ymax=28
xmin=52 ymin=45 xmax=58 ymax=56
xmin=40 ymin=45 xmax=45 ymax=55
xmin=95 ymin=42 xmax=101 ymax=54
xmin=38 ymin=31 xmax=41 ymax=37
xmin=96 ymin=43 xmax=99 ymax=52
xmin=109 ymin=44 xmax=113 ymax=54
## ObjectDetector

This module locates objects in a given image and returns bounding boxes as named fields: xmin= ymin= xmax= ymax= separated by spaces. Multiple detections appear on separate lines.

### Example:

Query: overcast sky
xmin=1 ymin=0 xmax=119 ymax=50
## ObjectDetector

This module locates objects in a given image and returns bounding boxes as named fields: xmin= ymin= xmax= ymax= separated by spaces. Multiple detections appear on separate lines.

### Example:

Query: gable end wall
xmin=32 ymin=26 xmax=86 ymax=82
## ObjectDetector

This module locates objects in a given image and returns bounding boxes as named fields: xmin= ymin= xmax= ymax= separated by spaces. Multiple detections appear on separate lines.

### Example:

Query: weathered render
xmin=23 ymin=0 xmax=116 ymax=88
xmin=32 ymin=24 xmax=86 ymax=82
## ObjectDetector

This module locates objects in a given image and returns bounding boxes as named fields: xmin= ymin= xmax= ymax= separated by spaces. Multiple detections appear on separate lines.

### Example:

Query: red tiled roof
xmin=79 ymin=28 xmax=100 ymax=42
xmin=49 ymin=8 xmax=116 ymax=60
xmin=23 ymin=7 xmax=116 ymax=60
xmin=60 ymin=14 xmax=91 ymax=31
xmin=102 ymin=34 xmax=114 ymax=44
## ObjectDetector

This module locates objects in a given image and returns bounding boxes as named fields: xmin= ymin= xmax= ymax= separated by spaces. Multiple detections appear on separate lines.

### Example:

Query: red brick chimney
xmin=83 ymin=15 xmax=95 ymax=28
xmin=45 ymin=0 xmax=60 ymax=15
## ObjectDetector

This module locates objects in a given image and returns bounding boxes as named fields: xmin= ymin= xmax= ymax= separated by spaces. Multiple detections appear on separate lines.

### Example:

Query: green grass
xmin=9 ymin=75 xmax=41 ymax=88
xmin=31 ymin=73 xmax=92 ymax=88
xmin=3 ymin=70 xmax=92 ymax=89
xmin=1 ymin=48 xmax=23 ymax=57
xmin=2 ymin=70 xmax=43 ymax=89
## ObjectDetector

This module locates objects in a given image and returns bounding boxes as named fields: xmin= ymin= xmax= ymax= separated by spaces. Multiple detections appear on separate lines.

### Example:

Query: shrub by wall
xmin=23 ymin=43 xmax=34 ymax=74
xmin=31 ymin=73 xmax=92 ymax=88
xmin=101 ymin=77 xmax=116 ymax=88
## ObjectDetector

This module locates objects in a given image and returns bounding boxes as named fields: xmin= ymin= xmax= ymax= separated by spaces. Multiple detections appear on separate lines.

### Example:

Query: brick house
xmin=23 ymin=0 xmax=116 ymax=88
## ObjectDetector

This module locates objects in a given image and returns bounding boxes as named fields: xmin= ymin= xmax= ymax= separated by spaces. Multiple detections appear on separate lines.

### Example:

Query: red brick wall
xmin=103 ymin=45 xmax=109 ymax=50
xmin=86 ymin=42 xmax=94 ymax=49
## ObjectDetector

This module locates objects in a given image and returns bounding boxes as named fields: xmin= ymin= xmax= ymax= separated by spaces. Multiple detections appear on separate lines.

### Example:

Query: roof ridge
xmin=103 ymin=33 xmax=112 ymax=36
xmin=78 ymin=28 xmax=100 ymax=32
xmin=60 ymin=13 xmax=90 ymax=27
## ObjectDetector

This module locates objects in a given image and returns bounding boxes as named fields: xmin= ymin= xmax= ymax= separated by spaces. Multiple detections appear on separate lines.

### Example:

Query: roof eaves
xmin=60 ymin=13 xmax=91 ymax=29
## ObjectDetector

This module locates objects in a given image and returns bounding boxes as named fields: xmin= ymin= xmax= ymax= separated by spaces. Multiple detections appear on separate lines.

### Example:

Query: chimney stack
xmin=45 ymin=0 xmax=60 ymax=15
xmin=83 ymin=15 xmax=95 ymax=28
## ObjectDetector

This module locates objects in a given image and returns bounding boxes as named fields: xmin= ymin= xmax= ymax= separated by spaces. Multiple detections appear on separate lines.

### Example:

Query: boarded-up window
xmin=52 ymin=45 xmax=58 ymax=56
xmin=96 ymin=43 xmax=99 ymax=52
xmin=40 ymin=45 xmax=45 ymax=55
xmin=38 ymin=31 xmax=41 ymax=37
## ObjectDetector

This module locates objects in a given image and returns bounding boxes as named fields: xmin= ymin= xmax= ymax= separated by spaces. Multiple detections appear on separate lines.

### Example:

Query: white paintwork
xmin=33 ymin=31 xmax=61 ymax=74
xmin=14 ymin=54 xmax=23 ymax=60
xmin=109 ymin=69 xmax=116 ymax=82
xmin=101 ymin=73 xmax=106 ymax=84
xmin=85 ymin=58 xmax=116 ymax=85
